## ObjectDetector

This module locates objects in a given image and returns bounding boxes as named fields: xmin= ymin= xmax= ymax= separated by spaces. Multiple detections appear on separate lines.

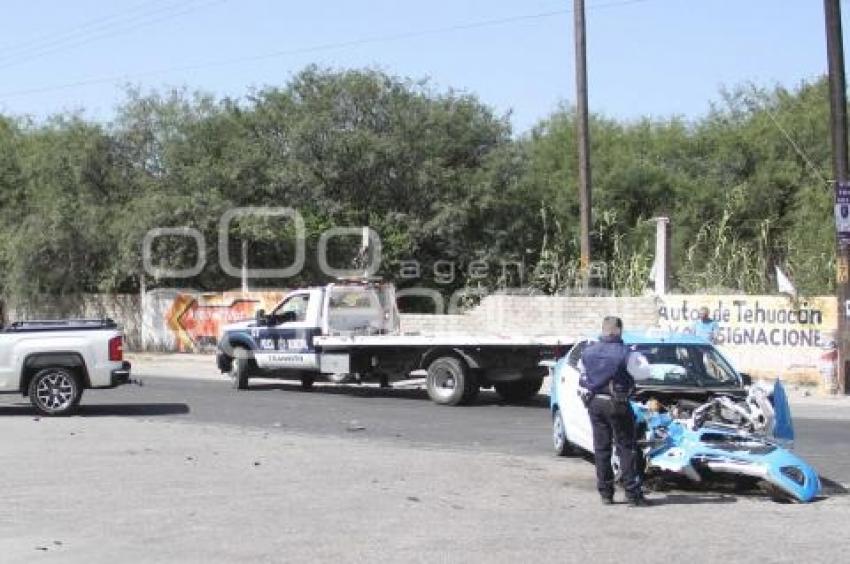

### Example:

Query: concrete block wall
xmin=400 ymin=294 xmax=659 ymax=337
xmin=2 ymin=294 xmax=143 ymax=350
xmin=399 ymin=314 xmax=475 ymax=335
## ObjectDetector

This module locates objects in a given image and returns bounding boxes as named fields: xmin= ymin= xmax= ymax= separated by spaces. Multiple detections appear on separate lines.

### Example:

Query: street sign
xmin=835 ymin=181 xmax=850 ymax=247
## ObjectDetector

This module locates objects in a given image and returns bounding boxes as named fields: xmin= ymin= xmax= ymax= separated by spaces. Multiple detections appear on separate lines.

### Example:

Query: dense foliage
xmin=0 ymin=67 xmax=837 ymax=307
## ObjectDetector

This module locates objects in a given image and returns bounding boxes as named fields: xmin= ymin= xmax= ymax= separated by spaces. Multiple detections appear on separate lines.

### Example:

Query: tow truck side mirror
xmin=739 ymin=372 xmax=752 ymax=387
xmin=255 ymin=309 xmax=266 ymax=325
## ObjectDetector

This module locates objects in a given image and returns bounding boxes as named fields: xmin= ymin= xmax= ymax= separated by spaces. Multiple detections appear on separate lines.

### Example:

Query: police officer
xmin=579 ymin=316 xmax=651 ymax=506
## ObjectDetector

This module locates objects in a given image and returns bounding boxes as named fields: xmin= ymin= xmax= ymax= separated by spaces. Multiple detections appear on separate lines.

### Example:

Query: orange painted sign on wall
xmin=164 ymin=291 xmax=286 ymax=352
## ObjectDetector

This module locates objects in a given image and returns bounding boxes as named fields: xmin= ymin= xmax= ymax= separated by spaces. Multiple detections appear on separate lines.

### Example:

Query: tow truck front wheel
xmin=28 ymin=367 xmax=82 ymax=416
xmin=230 ymin=349 xmax=251 ymax=390
xmin=426 ymin=356 xmax=478 ymax=406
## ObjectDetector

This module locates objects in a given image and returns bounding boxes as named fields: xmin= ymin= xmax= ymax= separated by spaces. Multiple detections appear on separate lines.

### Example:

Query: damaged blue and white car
xmin=547 ymin=332 xmax=821 ymax=502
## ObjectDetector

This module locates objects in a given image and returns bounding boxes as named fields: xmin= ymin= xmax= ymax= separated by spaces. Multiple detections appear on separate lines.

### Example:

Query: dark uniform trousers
xmin=588 ymin=395 xmax=641 ymax=499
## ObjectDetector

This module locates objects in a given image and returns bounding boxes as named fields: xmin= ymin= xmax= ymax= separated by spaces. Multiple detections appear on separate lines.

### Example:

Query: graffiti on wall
xmin=164 ymin=291 xmax=286 ymax=352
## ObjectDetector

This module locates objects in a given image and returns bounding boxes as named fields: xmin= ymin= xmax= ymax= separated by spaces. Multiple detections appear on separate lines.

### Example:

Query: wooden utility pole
xmin=825 ymin=0 xmax=849 ymax=394
xmin=574 ymin=0 xmax=592 ymax=281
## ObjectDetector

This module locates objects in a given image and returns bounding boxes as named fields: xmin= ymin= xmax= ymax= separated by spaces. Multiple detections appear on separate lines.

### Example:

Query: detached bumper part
xmin=110 ymin=361 xmax=132 ymax=386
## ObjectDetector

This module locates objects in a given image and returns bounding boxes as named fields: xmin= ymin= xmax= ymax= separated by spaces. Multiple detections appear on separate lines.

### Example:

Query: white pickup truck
xmin=217 ymin=281 xmax=570 ymax=405
xmin=0 ymin=319 xmax=132 ymax=415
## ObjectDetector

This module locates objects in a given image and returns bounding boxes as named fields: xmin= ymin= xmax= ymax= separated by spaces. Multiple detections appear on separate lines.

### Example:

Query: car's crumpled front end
xmin=633 ymin=381 xmax=821 ymax=502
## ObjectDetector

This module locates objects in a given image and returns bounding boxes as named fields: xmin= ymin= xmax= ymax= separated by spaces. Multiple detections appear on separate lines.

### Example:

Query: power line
xmin=0 ymin=0 xmax=169 ymax=57
xmin=763 ymin=109 xmax=830 ymax=185
xmin=0 ymin=0 xmax=230 ymax=71
xmin=0 ymin=0 xmax=651 ymax=100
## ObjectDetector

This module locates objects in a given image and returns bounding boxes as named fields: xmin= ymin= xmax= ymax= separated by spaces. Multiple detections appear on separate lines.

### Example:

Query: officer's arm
xmin=627 ymin=352 xmax=652 ymax=381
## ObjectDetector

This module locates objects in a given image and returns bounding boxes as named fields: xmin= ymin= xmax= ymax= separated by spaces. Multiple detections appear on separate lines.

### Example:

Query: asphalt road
xmin=3 ymin=374 xmax=848 ymax=489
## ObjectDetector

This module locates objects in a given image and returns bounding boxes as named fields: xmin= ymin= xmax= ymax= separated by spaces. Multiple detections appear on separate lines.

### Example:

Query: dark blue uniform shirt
xmin=579 ymin=335 xmax=635 ymax=394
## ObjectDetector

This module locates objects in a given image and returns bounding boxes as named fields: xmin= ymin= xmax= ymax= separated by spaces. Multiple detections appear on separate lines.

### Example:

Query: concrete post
xmin=139 ymin=273 xmax=147 ymax=352
xmin=241 ymin=240 xmax=248 ymax=294
xmin=653 ymin=217 xmax=670 ymax=295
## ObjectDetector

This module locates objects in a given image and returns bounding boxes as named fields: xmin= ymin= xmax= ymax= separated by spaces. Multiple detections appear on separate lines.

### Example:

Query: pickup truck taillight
xmin=109 ymin=336 xmax=124 ymax=361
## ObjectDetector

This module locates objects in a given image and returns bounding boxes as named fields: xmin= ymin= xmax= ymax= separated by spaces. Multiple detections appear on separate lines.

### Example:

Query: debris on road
xmin=346 ymin=420 xmax=366 ymax=432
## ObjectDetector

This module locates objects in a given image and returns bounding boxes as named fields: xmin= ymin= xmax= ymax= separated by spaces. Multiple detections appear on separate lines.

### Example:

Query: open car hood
xmin=771 ymin=379 xmax=794 ymax=443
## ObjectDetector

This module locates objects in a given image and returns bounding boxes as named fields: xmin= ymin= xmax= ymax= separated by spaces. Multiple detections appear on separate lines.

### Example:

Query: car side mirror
xmin=255 ymin=309 xmax=267 ymax=325
xmin=280 ymin=310 xmax=297 ymax=323
xmin=739 ymin=372 xmax=752 ymax=386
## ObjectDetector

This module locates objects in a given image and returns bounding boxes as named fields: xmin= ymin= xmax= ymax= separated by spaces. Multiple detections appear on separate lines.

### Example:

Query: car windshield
xmin=632 ymin=343 xmax=740 ymax=388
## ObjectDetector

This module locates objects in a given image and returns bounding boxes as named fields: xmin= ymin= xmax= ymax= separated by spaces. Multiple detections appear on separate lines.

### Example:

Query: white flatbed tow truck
xmin=216 ymin=281 xmax=572 ymax=405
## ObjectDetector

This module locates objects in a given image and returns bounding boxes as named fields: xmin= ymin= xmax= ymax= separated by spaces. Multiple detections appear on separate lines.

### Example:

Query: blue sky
xmin=0 ymin=0 xmax=844 ymax=133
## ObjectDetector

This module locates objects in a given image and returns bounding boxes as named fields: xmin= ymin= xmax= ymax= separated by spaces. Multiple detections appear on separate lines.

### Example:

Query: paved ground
xmin=0 ymin=354 xmax=849 ymax=563
xmin=124 ymin=353 xmax=850 ymax=486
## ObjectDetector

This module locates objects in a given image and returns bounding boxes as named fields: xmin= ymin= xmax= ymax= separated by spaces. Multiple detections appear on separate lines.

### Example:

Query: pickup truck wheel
xmin=28 ymin=367 xmax=81 ymax=416
xmin=426 ymin=356 xmax=477 ymax=406
xmin=494 ymin=376 xmax=544 ymax=403
xmin=230 ymin=350 xmax=251 ymax=390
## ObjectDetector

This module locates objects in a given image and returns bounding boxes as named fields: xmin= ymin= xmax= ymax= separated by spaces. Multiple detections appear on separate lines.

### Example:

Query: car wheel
xmin=426 ymin=356 xmax=477 ymax=405
xmin=230 ymin=349 xmax=251 ymax=390
xmin=494 ymin=376 xmax=544 ymax=402
xmin=612 ymin=449 xmax=648 ymax=483
xmin=553 ymin=408 xmax=573 ymax=456
xmin=28 ymin=367 xmax=82 ymax=416
xmin=611 ymin=451 xmax=622 ymax=482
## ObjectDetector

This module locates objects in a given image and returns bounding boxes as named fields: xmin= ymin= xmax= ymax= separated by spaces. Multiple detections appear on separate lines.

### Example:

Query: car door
xmin=252 ymin=291 xmax=321 ymax=371
xmin=559 ymin=339 xmax=594 ymax=451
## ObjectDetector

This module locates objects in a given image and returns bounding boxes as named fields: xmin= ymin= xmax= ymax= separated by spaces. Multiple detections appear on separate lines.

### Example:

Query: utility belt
xmin=580 ymin=381 xmax=633 ymax=414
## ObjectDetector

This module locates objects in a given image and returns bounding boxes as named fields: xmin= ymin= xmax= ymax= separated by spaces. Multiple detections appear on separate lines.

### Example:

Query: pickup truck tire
xmin=426 ymin=356 xmax=478 ymax=406
xmin=28 ymin=367 xmax=82 ymax=416
xmin=493 ymin=376 xmax=544 ymax=403
xmin=230 ymin=349 xmax=251 ymax=390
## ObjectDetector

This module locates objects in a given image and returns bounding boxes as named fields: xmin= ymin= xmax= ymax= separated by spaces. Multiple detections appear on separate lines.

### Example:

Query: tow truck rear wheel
xmin=426 ymin=356 xmax=478 ymax=406
xmin=494 ymin=376 xmax=544 ymax=403
xmin=230 ymin=348 xmax=251 ymax=390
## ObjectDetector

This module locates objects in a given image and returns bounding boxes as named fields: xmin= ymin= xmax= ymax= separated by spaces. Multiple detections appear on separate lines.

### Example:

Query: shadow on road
xmin=246 ymin=381 xmax=550 ymax=408
xmin=650 ymin=493 xmax=739 ymax=506
xmin=0 ymin=403 xmax=190 ymax=417
xmin=820 ymin=477 xmax=848 ymax=496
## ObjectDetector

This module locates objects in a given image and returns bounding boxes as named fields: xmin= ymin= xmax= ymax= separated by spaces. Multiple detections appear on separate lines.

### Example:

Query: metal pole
xmin=825 ymin=0 xmax=849 ymax=394
xmin=574 ymin=0 xmax=592 ymax=284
